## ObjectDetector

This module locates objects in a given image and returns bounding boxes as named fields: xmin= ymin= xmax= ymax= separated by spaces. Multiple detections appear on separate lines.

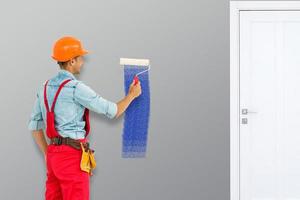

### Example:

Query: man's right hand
xmin=128 ymin=80 xmax=142 ymax=99
xmin=115 ymin=80 xmax=142 ymax=118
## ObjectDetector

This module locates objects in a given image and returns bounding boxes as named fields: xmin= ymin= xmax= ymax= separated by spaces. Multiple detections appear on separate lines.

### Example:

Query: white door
xmin=240 ymin=11 xmax=300 ymax=200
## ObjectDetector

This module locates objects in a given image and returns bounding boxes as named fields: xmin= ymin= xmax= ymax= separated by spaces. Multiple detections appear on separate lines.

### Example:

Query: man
xmin=28 ymin=36 xmax=141 ymax=200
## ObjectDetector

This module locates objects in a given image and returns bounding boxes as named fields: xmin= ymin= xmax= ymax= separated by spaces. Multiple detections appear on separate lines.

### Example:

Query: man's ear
xmin=70 ymin=58 xmax=75 ymax=66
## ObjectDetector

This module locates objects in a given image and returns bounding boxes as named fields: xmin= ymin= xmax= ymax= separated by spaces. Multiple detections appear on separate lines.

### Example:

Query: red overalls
xmin=44 ymin=79 xmax=91 ymax=200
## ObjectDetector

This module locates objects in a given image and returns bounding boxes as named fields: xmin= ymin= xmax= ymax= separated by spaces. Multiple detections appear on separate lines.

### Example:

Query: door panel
xmin=240 ymin=11 xmax=300 ymax=200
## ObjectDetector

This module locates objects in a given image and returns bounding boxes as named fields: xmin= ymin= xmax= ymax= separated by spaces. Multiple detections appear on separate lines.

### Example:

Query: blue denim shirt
xmin=28 ymin=69 xmax=118 ymax=139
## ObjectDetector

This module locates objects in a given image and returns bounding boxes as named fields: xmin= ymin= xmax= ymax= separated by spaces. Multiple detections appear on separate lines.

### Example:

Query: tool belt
xmin=50 ymin=137 xmax=97 ymax=175
xmin=50 ymin=137 xmax=89 ymax=151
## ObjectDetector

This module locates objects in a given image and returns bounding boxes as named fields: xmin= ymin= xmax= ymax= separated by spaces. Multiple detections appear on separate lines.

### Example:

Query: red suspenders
xmin=43 ymin=79 xmax=90 ymax=139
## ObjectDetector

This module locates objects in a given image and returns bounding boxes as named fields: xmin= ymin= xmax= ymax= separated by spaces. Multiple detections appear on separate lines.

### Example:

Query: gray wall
xmin=0 ymin=0 xmax=234 ymax=199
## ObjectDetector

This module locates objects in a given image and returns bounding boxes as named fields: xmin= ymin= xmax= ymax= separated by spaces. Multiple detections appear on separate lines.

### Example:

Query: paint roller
xmin=120 ymin=58 xmax=151 ymax=85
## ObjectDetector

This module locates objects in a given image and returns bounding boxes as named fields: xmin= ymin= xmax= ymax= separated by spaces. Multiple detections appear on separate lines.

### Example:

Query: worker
xmin=28 ymin=36 xmax=142 ymax=200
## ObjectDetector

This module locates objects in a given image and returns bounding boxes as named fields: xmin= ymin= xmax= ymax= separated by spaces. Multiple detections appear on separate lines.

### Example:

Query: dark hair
xmin=58 ymin=61 xmax=69 ymax=69
xmin=57 ymin=56 xmax=78 ymax=69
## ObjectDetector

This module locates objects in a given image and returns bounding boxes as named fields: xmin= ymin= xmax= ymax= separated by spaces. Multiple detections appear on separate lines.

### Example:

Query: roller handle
xmin=134 ymin=75 xmax=139 ymax=85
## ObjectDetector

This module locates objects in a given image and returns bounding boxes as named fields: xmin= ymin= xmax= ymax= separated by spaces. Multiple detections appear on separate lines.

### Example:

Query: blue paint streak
xmin=122 ymin=65 xmax=150 ymax=158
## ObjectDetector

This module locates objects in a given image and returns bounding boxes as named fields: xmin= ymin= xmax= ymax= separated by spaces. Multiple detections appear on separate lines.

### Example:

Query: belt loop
xmin=57 ymin=137 xmax=62 ymax=145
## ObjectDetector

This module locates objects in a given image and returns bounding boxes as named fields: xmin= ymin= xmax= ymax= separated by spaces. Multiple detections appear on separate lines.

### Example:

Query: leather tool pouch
xmin=80 ymin=142 xmax=97 ymax=175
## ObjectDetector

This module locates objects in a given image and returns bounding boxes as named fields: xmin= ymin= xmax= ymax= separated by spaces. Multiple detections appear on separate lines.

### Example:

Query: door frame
xmin=230 ymin=1 xmax=300 ymax=200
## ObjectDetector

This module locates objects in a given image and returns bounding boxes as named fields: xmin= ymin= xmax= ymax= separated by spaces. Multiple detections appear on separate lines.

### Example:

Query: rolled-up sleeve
xmin=28 ymin=93 xmax=45 ymax=131
xmin=74 ymin=82 xmax=117 ymax=119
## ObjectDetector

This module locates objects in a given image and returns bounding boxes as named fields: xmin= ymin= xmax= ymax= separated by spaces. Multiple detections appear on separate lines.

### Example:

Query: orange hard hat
xmin=52 ymin=36 xmax=89 ymax=62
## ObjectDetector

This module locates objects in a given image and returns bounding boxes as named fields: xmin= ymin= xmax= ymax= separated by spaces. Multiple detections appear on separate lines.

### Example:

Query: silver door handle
xmin=242 ymin=109 xmax=258 ymax=115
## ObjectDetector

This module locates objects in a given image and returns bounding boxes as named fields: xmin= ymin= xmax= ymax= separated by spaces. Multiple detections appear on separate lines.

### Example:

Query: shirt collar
xmin=58 ymin=69 xmax=76 ymax=80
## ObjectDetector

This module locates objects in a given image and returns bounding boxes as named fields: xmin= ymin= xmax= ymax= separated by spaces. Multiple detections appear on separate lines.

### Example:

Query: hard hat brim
xmin=80 ymin=49 xmax=89 ymax=56
xmin=52 ymin=49 xmax=90 ymax=62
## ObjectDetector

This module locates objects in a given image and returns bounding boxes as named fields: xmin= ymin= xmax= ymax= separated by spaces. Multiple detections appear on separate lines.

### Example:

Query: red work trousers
xmin=45 ymin=144 xmax=90 ymax=200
